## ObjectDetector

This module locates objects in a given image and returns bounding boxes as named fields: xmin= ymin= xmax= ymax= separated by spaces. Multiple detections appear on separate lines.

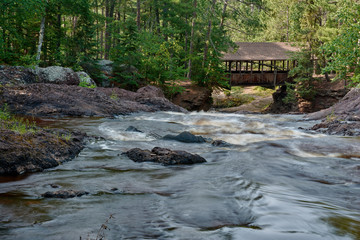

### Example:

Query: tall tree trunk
xmin=36 ymin=15 xmax=46 ymax=62
xmin=105 ymin=0 xmax=115 ymax=59
xmin=203 ymin=0 xmax=216 ymax=68
xmin=220 ymin=0 xmax=228 ymax=29
xmin=137 ymin=0 xmax=141 ymax=30
xmin=187 ymin=0 xmax=197 ymax=80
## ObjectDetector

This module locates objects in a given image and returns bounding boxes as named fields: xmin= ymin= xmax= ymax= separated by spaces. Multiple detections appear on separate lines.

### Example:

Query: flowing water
xmin=1 ymin=112 xmax=360 ymax=240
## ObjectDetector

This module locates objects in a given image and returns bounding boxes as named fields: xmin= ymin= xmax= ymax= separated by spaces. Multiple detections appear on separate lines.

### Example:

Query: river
xmin=1 ymin=112 xmax=360 ymax=240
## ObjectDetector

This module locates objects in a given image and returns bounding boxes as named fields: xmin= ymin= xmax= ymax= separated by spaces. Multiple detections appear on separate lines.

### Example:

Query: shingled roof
xmin=222 ymin=42 xmax=301 ymax=61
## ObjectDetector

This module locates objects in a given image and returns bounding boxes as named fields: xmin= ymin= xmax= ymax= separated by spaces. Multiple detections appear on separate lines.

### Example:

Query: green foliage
xmin=78 ymin=75 xmax=96 ymax=88
xmin=111 ymin=19 xmax=143 ymax=90
xmin=322 ymin=0 xmax=360 ymax=86
xmin=287 ymin=49 xmax=317 ymax=101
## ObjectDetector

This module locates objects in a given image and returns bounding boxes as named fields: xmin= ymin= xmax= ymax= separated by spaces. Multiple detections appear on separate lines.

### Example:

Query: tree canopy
xmin=0 ymin=0 xmax=359 ymax=89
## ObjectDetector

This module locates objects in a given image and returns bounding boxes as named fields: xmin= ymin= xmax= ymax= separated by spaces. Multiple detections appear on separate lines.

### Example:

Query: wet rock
xmin=211 ymin=140 xmax=232 ymax=147
xmin=125 ymin=126 xmax=143 ymax=133
xmin=163 ymin=131 xmax=206 ymax=143
xmin=122 ymin=147 xmax=206 ymax=165
xmin=0 ymin=128 xmax=86 ymax=175
xmin=42 ymin=190 xmax=89 ymax=199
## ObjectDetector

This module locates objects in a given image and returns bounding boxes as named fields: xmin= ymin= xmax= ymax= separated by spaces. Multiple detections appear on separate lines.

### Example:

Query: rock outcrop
xmin=0 ymin=128 xmax=86 ymax=175
xmin=0 ymin=84 xmax=186 ymax=117
xmin=308 ymin=88 xmax=360 ymax=136
xmin=122 ymin=147 xmax=207 ymax=165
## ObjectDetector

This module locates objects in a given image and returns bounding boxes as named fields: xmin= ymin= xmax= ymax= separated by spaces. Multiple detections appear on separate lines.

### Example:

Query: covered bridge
xmin=222 ymin=42 xmax=301 ymax=87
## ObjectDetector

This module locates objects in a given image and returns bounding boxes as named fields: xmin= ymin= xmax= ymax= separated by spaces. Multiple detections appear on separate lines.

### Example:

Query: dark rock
xmin=0 ymin=128 xmax=86 ymax=175
xmin=265 ymin=85 xmax=298 ymax=113
xmin=171 ymin=82 xmax=212 ymax=111
xmin=211 ymin=140 xmax=232 ymax=147
xmin=0 ymin=65 xmax=37 ymax=85
xmin=163 ymin=131 xmax=206 ymax=143
xmin=42 ymin=190 xmax=89 ymax=199
xmin=122 ymin=147 xmax=206 ymax=165
xmin=266 ymin=80 xmax=349 ymax=114
xmin=125 ymin=126 xmax=143 ymax=133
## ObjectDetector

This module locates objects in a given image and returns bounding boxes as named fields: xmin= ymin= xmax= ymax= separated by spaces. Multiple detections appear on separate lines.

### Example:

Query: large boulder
xmin=122 ymin=147 xmax=207 ymax=165
xmin=36 ymin=66 xmax=80 ymax=85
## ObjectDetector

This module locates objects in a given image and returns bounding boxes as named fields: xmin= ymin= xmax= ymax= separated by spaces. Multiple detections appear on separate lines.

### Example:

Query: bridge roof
xmin=222 ymin=42 xmax=301 ymax=61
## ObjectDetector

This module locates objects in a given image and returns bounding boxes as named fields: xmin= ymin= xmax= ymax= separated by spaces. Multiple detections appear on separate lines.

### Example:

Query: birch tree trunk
xmin=36 ymin=15 xmax=46 ymax=62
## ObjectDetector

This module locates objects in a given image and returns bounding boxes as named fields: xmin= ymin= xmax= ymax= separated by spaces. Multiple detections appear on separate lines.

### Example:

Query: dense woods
xmin=0 ymin=0 xmax=359 ymax=90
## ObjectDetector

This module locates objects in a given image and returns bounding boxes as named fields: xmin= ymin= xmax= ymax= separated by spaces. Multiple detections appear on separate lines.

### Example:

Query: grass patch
xmin=213 ymin=86 xmax=254 ymax=108
xmin=0 ymin=104 xmax=37 ymax=134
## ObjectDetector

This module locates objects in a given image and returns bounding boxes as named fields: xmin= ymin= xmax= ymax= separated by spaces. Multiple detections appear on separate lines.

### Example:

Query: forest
xmin=0 ymin=0 xmax=359 ymax=92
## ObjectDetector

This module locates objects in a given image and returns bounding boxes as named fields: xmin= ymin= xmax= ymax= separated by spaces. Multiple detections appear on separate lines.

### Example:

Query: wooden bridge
xmin=222 ymin=42 xmax=300 ymax=87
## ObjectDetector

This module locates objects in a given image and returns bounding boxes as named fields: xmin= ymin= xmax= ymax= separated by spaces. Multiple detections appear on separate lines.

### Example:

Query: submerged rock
xmin=211 ymin=140 xmax=232 ymax=147
xmin=122 ymin=147 xmax=206 ymax=165
xmin=42 ymin=190 xmax=89 ymax=199
xmin=125 ymin=126 xmax=143 ymax=133
xmin=163 ymin=131 xmax=206 ymax=143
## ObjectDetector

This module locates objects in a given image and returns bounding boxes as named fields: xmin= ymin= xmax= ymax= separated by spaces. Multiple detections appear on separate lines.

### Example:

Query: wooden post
xmin=228 ymin=61 xmax=232 ymax=86
xmin=246 ymin=61 xmax=248 ymax=71
xmin=236 ymin=61 xmax=238 ymax=72
xmin=258 ymin=61 xmax=261 ymax=72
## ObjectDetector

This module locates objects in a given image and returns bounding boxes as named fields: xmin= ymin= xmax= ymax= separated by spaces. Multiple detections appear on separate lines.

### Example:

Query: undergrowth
xmin=0 ymin=104 xmax=37 ymax=134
